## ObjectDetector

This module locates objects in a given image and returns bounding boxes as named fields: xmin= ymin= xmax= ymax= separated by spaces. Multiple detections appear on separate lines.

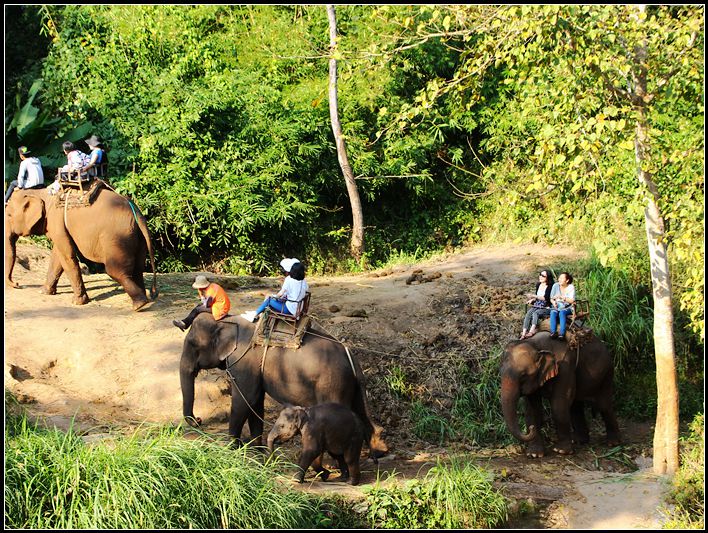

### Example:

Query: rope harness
xmin=216 ymin=316 xmax=357 ymax=427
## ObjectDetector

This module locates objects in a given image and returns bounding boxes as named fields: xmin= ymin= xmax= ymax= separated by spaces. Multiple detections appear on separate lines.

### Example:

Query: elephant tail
xmin=130 ymin=200 xmax=159 ymax=300
xmin=348 ymin=348 xmax=389 ymax=460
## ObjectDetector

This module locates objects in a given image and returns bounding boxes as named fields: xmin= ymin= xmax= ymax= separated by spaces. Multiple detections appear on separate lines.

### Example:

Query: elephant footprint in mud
xmin=500 ymin=331 xmax=621 ymax=458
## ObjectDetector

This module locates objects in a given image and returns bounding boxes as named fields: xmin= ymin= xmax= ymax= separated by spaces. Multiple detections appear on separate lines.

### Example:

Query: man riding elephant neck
xmin=173 ymin=275 xmax=231 ymax=331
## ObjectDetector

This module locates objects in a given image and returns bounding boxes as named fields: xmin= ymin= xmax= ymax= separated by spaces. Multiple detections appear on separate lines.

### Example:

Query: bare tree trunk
xmin=326 ymin=4 xmax=365 ymax=261
xmin=633 ymin=4 xmax=679 ymax=476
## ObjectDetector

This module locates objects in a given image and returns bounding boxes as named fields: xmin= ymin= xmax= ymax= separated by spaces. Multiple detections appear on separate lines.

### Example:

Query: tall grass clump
xmin=450 ymin=354 xmax=514 ymax=447
xmin=568 ymin=255 xmax=653 ymax=376
xmin=410 ymin=400 xmax=455 ymax=445
xmin=5 ymin=410 xmax=336 ymax=529
xmin=406 ymin=353 xmax=513 ymax=447
xmin=662 ymin=413 xmax=705 ymax=529
xmin=364 ymin=457 xmax=508 ymax=529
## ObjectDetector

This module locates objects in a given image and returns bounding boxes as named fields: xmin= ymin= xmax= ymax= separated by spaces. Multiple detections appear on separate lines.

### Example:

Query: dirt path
xmin=4 ymin=240 xmax=671 ymax=528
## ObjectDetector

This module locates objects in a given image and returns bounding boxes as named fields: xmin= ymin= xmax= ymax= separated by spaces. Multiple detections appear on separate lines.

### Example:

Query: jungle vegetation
xmin=4 ymin=1 xmax=703 ymax=469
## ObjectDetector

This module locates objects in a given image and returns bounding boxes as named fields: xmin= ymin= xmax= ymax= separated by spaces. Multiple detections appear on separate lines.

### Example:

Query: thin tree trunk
xmin=326 ymin=4 xmax=365 ymax=261
xmin=632 ymin=4 xmax=679 ymax=476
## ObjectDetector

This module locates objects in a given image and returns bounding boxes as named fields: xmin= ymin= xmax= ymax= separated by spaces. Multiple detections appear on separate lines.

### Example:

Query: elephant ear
xmin=537 ymin=350 xmax=559 ymax=385
xmin=16 ymin=194 xmax=45 ymax=235
xmin=295 ymin=406 xmax=309 ymax=427
xmin=213 ymin=322 xmax=240 ymax=362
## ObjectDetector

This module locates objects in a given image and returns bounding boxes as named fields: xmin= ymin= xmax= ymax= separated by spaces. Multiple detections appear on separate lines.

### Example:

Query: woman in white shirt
xmin=549 ymin=272 xmax=576 ymax=340
xmin=251 ymin=258 xmax=309 ymax=322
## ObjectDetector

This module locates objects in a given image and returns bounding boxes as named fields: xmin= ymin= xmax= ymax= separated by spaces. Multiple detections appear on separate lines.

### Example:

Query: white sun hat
xmin=279 ymin=258 xmax=299 ymax=273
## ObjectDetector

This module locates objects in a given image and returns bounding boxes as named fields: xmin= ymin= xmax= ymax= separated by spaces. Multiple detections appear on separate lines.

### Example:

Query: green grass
xmin=384 ymin=365 xmax=414 ymax=400
xmin=4 ymin=403 xmax=354 ymax=529
xmin=364 ymin=457 xmax=508 ymax=529
xmin=661 ymin=413 xmax=705 ymax=529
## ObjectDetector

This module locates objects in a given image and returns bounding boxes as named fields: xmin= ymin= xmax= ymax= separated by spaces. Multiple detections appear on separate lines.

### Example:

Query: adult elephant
xmin=179 ymin=313 xmax=389 ymax=459
xmin=500 ymin=331 xmax=621 ymax=458
xmin=5 ymin=187 xmax=158 ymax=311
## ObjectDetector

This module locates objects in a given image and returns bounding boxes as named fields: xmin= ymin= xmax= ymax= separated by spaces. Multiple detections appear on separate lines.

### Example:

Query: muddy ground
xmin=4 ymin=240 xmax=672 ymax=528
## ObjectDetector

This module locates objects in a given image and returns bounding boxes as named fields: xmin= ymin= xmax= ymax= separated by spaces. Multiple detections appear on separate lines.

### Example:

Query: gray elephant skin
xmin=500 ymin=331 xmax=621 ymax=458
xmin=179 ymin=314 xmax=388 ymax=459
xmin=5 ymin=188 xmax=157 ymax=310
xmin=268 ymin=403 xmax=365 ymax=485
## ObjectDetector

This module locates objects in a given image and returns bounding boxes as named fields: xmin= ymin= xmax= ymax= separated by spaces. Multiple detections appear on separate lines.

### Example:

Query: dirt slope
xmin=4 ymin=240 xmax=670 ymax=528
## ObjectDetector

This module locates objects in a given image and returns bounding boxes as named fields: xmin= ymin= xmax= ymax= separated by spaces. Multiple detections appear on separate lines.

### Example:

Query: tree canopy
xmin=4 ymin=5 xmax=703 ymax=345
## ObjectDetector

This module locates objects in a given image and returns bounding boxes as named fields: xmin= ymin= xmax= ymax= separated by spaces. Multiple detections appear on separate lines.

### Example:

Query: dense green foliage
xmin=663 ymin=413 xmax=705 ymax=529
xmin=364 ymin=458 xmax=508 ymax=529
xmin=8 ymin=6 xmax=700 ymax=302
xmin=4 ymin=5 xmax=703 ymax=412
xmin=4 ymin=401 xmax=358 ymax=529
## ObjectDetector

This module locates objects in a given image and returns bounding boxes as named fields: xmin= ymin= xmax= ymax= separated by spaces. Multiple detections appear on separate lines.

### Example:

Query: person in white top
xmin=4 ymin=146 xmax=45 ymax=204
xmin=250 ymin=258 xmax=309 ymax=322
xmin=549 ymin=272 xmax=576 ymax=340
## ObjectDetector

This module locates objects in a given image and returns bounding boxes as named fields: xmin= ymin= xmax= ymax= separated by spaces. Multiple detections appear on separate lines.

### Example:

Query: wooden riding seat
xmin=57 ymin=162 xmax=108 ymax=193
xmin=254 ymin=292 xmax=312 ymax=349
xmin=57 ymin=168 xmax=93 ymax=193
xmin=54 ymin=179 xmax=104 ymax=209
xmin=527 ymin=299 xmax=590 ymax=332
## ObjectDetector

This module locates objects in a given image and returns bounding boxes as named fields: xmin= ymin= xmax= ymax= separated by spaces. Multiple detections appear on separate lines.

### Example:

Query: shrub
xmin=4 ymin=406 xmax=347 ymax=529
xmin=364 ymin=457 xmax=508 ymax=529
xmin=662 ymin=413 xmax=705 ymax=529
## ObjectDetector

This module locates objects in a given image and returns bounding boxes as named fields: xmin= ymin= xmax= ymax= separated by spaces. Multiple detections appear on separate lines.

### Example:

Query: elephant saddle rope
xmin=253 ymin=309 xmax=311 ymax=350
xmin=567 ymin=326 xmax=594 ymax=351
xmin=54 ymin=179 xmax=105 ymax=209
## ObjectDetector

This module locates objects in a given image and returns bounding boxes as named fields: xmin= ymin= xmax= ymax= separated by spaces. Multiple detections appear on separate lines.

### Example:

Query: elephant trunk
xmin=267 ymin=433 xmax=278 ymax=453
xmin=179 ymin=357 xmax=201 ymax=427
xmin=501 ymin=374 xmax=537 ymax=443
xmin=5 ymin=224 xmax=19 ymax=287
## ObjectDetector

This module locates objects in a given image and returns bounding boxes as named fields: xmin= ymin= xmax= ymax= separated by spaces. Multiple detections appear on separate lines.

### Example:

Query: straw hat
xmin=192 ymin=275 xmax=210 ymax=289
xmin=85 ymin=134 xmax=104 ymax=148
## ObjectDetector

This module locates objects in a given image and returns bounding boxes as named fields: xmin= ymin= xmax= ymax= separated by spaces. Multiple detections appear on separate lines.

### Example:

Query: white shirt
xmin=279 ymin=276 xmax=309 ymax=315
xmin=17 ymin=157 xmax=44 ymax=188
xmin=535 ymin=283 xmax=547 ymax=300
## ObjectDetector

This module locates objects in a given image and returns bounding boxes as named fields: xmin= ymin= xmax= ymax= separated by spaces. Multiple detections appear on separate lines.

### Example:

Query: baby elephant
xmin=267 ymin=403 xmax=365 ymax=485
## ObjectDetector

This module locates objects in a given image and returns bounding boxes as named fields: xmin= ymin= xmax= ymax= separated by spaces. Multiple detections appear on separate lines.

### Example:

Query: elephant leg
xmin=595 ymin=395 xmax=622 ymax=446
xmin=310 ymin=454 xmax=330 ymax=481
xmin=570 ymin=400 xmax=590 ymax=445
xmin=329 ymin=453 xmax=348 ymax=480
xmin=104 ymin=257 xmax=148 ymax=311
xmin=344 ymin=454 xmax=360 ymax=486
xmin=40 ymin=248 xmax=64 ymax=295
xmin=45 ymin=242 xmax=89 ymax=305
xmin=550 ymin=394 xmax=574 ymax=455
xmin=524 ymin=395 xmax=546 ymax=458
xmin=227 ymin=386 xmax=253 ymax=445
xmin=246 ymin=394 xmax=265 ymax=447
xmin=131 ymin=253 xmax=147 ymax=293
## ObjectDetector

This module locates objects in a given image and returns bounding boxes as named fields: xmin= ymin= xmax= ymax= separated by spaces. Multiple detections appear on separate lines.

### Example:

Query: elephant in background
xmin=5 ymin=187 xmax=157 ymax=310
xmin=500 ymin=331 xmax=621 ymax=458
xmin=179 ymin=313 xmax=388 ymax=460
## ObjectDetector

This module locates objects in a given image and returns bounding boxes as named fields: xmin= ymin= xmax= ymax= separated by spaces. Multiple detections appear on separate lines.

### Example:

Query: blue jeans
xmin=255 ymin=297 xmax=291 ymax=316
xmin=4 ymin=181 xmax=18 ymax=202
xmin=549 ymin=308 xmax=573 ymax=336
